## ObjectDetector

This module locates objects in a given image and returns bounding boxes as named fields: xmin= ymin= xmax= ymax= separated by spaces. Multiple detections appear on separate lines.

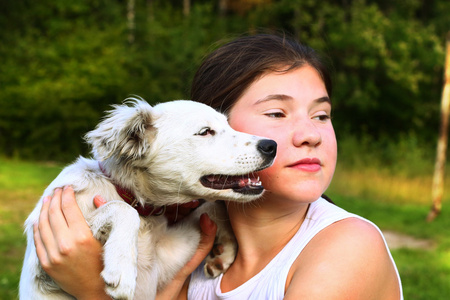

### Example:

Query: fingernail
xmin=43 ymin=196 xmax=51 ymax=203
xmin=94 ymin=195 xmax=107 ymax=207
xmin=202 ymin=213 xmax=213 ymax=226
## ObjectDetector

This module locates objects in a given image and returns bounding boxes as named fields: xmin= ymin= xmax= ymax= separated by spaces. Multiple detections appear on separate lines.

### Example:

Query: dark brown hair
xmin=190 ymin=33 xmax=333 ymax=114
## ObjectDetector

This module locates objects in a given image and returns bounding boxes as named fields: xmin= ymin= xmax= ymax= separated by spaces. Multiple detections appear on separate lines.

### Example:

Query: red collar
xmin=98 ymin=161 xmax=165 ymax=217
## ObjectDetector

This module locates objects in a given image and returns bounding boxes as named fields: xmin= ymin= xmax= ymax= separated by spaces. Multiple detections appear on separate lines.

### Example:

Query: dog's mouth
xmin=200 ymin=174 xmax=264 ymax=195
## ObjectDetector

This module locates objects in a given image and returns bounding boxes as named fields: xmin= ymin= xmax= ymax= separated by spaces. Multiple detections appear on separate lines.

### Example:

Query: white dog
xmin=20 ymin=98 xmax=277 ymax=299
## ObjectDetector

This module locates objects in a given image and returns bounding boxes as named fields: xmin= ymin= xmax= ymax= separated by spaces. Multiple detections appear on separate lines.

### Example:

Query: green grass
xmin=1 ymin=156 xmax=449 ymax=299
xmin=0 ymin=158 xmax=64 ymax=299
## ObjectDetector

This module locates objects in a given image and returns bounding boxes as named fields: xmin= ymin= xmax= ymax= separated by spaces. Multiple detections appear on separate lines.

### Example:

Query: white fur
xmin=20 ymin=98 xmax=276 ymax=299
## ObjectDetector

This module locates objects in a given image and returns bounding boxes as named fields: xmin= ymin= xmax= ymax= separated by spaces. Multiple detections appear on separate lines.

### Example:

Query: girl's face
xmin=228 ymin=66 xmax=337 ymax=204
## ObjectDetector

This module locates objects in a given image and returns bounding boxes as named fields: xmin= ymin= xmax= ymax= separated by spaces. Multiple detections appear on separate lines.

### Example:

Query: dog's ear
xmin=85 ymin=98 xmax=156 ymax=161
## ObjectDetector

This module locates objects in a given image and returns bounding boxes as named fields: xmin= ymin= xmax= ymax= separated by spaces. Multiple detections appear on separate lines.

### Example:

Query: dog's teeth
xmin=246 ymin=176 xmax=262 ymax=187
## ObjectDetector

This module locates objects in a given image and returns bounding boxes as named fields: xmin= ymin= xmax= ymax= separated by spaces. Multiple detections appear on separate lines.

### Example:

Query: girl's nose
xmin=292 ymin=119 xmax=322 ymax=147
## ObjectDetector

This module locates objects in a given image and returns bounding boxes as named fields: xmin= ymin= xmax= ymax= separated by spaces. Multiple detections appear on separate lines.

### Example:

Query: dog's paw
xmin=101 ymin=264 xmax=137 ymax=300
xmin=204 ymin=242 xmax=236 ymax=278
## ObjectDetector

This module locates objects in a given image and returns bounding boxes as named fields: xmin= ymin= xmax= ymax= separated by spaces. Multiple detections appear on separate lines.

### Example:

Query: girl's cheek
xmin=257 ymin=158 xmax=281 ymax=184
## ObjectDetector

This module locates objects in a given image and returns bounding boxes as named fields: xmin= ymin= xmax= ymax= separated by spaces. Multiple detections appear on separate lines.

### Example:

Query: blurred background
xmin=0 ymin=0 xmax=449 ymax=299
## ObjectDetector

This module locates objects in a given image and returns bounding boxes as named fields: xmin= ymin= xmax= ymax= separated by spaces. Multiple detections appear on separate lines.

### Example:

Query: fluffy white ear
xmin=85 ymin=98 xmax=155 ymax=161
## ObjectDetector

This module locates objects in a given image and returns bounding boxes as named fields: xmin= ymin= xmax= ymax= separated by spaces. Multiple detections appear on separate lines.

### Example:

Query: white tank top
xmin=188 ymin=197 xmax=403 ymax=299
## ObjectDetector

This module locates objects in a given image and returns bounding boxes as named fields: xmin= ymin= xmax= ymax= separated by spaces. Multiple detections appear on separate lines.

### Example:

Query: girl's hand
xmin=34 ymin=186 xmax=109 ymax=300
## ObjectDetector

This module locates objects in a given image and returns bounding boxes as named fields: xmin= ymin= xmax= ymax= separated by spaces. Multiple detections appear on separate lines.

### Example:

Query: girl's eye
xmin=264 ymin=111 xmax=286 ymax=118
xmin=313 ymin=114 xmax=331 ymax=122
xmin=196 ymin=127 xmax=215 ymax=136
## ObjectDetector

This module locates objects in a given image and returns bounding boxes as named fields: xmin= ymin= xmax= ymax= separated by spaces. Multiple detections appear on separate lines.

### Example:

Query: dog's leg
xmin=87 ymin=200 xmax=141 ymax=300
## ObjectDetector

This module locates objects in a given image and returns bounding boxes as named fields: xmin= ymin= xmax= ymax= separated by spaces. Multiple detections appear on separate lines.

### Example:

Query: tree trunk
xmin=147 ymin=0 xmax=154 ymax=21
xmin=219 ymin=0 xmax=228 ymax=16
xmin=183 ymin=0 xmax=190 ymax=17
xmin=428 ymin=33 xmax=450 ymax=222
xmin=127 ymin=0 xmax=135 ymax=44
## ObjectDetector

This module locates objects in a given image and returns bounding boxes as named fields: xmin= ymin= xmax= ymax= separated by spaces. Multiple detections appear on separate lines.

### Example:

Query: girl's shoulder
xmin=285 ymin=217 xmax=401 ymax=299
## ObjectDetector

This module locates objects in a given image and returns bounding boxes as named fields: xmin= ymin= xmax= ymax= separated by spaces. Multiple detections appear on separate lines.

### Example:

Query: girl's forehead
xmin=238 ymin=68 xmax=328 ymax=102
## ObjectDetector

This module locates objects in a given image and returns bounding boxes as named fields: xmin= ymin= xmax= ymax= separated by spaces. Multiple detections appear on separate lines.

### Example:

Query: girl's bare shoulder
xmin=285 ymin=217 xmax=401 ymax=299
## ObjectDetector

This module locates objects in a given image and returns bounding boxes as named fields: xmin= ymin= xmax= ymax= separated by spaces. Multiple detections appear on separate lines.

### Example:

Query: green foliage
xmin=337 ymin=133 xmax=435 ymax=176
xmin=0 ymin=0 xmax=250 ymax=161
xmin=0 ymin=0 xmax=449 ymax=161
xmin=0 ymin=0 xmax=131 ymax=161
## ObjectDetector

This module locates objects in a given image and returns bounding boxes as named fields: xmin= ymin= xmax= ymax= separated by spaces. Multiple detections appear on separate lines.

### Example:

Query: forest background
xmin=1 ymin=0 xmax=449 ymax=164
xmin=1 ymin=0 xmax=450 ymax=299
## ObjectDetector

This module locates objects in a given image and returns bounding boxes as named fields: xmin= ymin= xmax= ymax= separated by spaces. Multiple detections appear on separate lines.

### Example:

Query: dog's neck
xmin=98 ymin=161 xmax=166 ymax=217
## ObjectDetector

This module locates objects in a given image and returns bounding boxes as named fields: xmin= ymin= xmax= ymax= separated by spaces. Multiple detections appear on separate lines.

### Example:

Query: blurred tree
xmin=0 ymin=0 xmax=448 ymax=162
xmin=184 ymin=0 xmax=191 ymax=16
xmin=428 ymin=33 xmax=450 ymax=222
xmin=0 ymin=0 xmax=130 ymax=160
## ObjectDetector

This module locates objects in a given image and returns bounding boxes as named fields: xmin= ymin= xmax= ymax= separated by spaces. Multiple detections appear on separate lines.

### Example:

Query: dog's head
xmin=86 ymin=98 xmax=276 ymax=205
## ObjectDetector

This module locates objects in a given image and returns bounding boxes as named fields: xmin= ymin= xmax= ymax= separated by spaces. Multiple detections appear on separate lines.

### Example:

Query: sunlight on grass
xmin=441 ymin=250 xmax=450 ymax=270
xmin=329 ymin=164 xmax=450 ymax=205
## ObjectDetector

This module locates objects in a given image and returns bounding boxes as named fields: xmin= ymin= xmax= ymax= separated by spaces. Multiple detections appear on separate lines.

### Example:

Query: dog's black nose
xmin=257 ymin=139 xmax=277 ymax=158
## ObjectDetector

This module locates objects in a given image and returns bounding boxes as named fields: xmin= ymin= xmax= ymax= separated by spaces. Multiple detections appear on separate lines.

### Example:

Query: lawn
xmin=1 ymin=157 xmax=449 ymax=299
xmin=0 ymin=158 xmax=64 ymax=299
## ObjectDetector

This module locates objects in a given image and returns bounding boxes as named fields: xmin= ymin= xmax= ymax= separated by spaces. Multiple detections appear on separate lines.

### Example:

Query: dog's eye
xmin=196 ymin=127 xmax=215 ymax=136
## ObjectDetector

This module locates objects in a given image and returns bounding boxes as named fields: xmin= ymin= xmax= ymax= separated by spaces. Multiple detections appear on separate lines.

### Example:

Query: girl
xmin=33 ymin=33 xmax=403 ymax=299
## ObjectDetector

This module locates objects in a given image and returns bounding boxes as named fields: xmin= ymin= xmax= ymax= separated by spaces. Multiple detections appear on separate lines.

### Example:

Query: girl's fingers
xmin=48 ymin=187 xmax=80 ymax=256
xmin=48 ymin=188 xmax=70 ymax=235
xmin=59 ymin=186 xmax=88 ymax=232
xmin=34 ymin=211 xmax=50 ymax=267
xmin=93 ymin=195 xmax=107 ymax=208
xmin=36 ymin=195 xmax=59 ymax=258
xmin=199 ymin=213 xmax=217 ymax=237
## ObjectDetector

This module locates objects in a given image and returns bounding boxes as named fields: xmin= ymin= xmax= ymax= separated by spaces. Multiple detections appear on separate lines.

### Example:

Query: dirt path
xmin=382 ymin=230 xmax=435 ymax=250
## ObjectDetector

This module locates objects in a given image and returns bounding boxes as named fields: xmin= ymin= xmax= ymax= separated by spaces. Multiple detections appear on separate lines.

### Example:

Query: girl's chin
xmin=276 ymin=183 xmax=326 ymax=199
xmin=261 ymin=189 xmax=324 ymax=204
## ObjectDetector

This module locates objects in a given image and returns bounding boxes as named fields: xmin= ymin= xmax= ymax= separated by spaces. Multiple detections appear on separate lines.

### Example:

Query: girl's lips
xmin=288 ymin=158 xmax=322 ymax=172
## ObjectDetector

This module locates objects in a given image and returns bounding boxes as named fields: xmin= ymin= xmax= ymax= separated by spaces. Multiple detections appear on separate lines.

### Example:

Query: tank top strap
xmin=272 ymin=198 xmax=355 ymax=286
xmin=281 ymin=199 xmax=346 ymax=260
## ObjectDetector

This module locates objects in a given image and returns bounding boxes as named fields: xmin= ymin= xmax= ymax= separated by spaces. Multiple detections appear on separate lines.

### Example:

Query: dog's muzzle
xmin=200 ymin=139 xmax=277 ymax=195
